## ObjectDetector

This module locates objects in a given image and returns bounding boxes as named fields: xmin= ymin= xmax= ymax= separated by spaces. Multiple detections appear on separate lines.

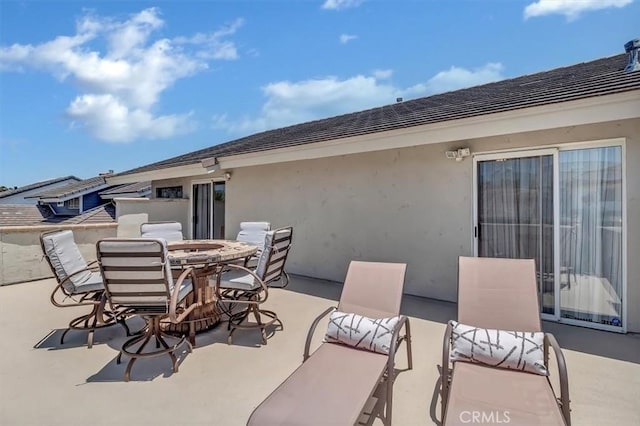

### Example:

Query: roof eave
xmin=106 ymin=161 xmax=214 ymax=185
xmin=217 ymin=90 xmax=640 ymax=169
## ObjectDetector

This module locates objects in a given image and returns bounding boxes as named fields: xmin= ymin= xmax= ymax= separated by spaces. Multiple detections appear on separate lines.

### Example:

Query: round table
xmin=165 ymin=240 xmax=258 ymax=344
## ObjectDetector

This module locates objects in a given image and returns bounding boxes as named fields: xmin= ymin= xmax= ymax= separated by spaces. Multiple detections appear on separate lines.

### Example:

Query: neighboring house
xmin=27 ymin=176 xmax=112 ymax=215
xmin=0 ymin=203 xmax=115 ymax=227
xmin=0 ymin=176 xmax=80 ymax=205
xmin=99 ymin=181 xmax=151 ymax=200
xmin=108 ymin=46 xmax=640 ymax=333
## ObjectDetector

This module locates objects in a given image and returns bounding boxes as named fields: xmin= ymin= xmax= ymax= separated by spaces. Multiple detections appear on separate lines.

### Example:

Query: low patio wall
xmin=114 ymin=197 xmax=189 ymax=237
xmin=0 ymin=224 xmax=117 ymax=286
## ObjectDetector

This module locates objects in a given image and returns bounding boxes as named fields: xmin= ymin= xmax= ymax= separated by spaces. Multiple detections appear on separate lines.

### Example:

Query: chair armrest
xmin=214 ymin=263 xmax=269 ymax=303
xmin=303 ymin=306 xmax=336 ymax=362
xmin=387 ymin=315 xmax=412 ymax=373
xmin=545 ymin=333 xmax=571 ymax=426
xmin=49 ymin=264 xmax=103 ymax=307
xmin=168 ymin=267 xmax=197 ymax=323
xmin=441 ymin=321 xmax=454 ymax=420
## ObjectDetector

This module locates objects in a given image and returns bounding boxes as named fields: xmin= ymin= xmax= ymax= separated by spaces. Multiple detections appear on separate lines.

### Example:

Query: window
xmin=156 ymin=186 xmax=183 ymax=199
xmin=64 ymin=198 xmax=79 ymax=209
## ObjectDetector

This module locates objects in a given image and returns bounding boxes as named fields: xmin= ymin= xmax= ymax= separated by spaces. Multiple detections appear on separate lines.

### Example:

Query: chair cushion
xmin=450 ymin=321 xmax=548 ymax=375
xmin=140 ymin=222 xmax=184 ymax=242
xmin=325 ymin=311 xmax=400 ymax=355
xmin=42 ymin=230 xmax=95 ymax=293
xmin=248 ymin=342 xmax=387 ymax=425
xmin=73 ymin=271 xmax=106 ymax=294
xmin=444 ymin=362 xmax=566 ymax=425
xmin=236 ymin=221 xmax=270 ymax=247
xmin=216 ymin=269 xmax=260 ymax=291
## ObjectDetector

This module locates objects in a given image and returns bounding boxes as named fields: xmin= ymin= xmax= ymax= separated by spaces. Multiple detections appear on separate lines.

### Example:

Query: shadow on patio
xmin=1 ymin=274 xmax=638 ymax=425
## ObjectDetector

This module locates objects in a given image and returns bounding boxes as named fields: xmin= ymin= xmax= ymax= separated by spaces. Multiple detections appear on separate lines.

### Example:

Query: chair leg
xmin=227 ymin=303 xmax=282 ymax=345
xmin=119 ymin=317 xmax=190 ymax=382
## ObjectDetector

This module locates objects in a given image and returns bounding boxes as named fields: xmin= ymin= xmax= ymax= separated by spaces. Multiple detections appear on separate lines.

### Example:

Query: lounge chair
xmin=441 ymin=256 xmax=571 ymax=425
xmin=247 ymin=260 xmax=412 ymax=425
xmin=40 ymin=230 xmax=131 ymax=348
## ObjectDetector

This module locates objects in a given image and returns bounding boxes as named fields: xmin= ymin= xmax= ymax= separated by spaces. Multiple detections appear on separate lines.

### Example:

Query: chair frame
xmin=39 ymin=230 xmax=132 ymax=349
xmin=214 ymin=264 xmax=283 ymax=345
xmin=303 ymin=307 xmax=413 ymax=424
xmin=440 ymin=257 xmax=571 ymax=426
xmin=97 ymin=238 xmax=198 ymax=381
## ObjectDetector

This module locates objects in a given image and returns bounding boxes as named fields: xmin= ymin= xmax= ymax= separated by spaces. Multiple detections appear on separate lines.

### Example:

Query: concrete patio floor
xmin=1 ymin=275 xmax=639 ymax=425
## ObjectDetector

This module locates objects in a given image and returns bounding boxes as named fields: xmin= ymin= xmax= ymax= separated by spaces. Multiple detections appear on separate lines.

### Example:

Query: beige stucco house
xmin=108 ymin=48 xmax=640 ymax=333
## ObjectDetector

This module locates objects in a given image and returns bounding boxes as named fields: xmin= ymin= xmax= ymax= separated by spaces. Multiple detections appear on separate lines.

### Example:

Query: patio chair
xmin=214 ymin=226 xmax=293 ymax=344
xmin=96 ymin=238 xmax=197 ymax=382
xmin=40 ymin=230 xmax=131 ymax=349
xmin=247 ymin=261 xmax=413 ymax=426
xmin=140 ymin=221 xmax=184 ymax=241
xmin=235 ymin=221 xmax=271 ymax=268
xmin=441 ymin=256 xmax=571 ymax=425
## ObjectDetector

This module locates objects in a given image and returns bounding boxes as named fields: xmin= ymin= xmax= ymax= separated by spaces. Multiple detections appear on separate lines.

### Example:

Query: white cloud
xmin=214 ymin=63 xmax=505 ymax=135
xmin=524 ymin=0 xmax=633 ymax=20
xmin=339 ymin=34 xmax=358 ymax=44
xmin=372 ymin=69 xmax=393 ymax=79
xmin=0 ymin=8 xmax=243 ymax=142
xmin=67 ymin=94 xmax=195 ymax=143
xmin=402 ymin=63 xmax=504 ymax=96
xmin=322 ymin=0 xmax=365 ymax=11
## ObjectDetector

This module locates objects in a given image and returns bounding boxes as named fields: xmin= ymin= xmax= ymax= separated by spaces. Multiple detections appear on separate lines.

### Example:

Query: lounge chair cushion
xmin=444 ymin=362 xmax=566 ymax=425
xmin=325 ymin=311 xmax=400 ymax=355
xmin=450 ymin=321 xmax=547 ymax=375
xmin=247 ymin=342 xmax=387 ymax=425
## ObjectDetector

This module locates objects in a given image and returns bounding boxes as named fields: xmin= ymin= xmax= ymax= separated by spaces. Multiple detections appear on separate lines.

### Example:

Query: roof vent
xmin=396 ymin=97 xmax=403 ymax=103
xmin=624 ymin=38 xmax=640 ymax=73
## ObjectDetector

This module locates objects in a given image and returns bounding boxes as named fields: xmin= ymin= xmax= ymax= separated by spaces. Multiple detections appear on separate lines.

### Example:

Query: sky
xmin=0 ymin=0 xmax=638 ymax=187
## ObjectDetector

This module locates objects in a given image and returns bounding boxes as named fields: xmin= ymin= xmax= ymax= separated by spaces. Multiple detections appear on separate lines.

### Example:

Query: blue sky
xmin=1 ymin=0 xmax=638 ymax=187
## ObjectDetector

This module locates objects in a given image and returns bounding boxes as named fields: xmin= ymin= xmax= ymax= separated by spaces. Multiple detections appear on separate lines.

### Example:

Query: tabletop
xmin=167 ymin=239 xmax=258 ymax=266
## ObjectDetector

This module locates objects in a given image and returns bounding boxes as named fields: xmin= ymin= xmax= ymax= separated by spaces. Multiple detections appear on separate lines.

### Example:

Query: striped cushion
xmin=98 ymin=238 xmax=185 ymax=309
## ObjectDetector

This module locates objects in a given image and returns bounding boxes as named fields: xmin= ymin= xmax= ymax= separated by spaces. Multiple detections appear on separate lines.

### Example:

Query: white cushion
xmin=216 ymin=269 xmax=260 ymax=291
xmin=449 ymin=320 xmax=548 ymax=376
xmin=140 ymin=222 xmax=183 ymax=242
xmin=325 ymin=310 xmax=400 ymax=355
xmin=236 ymin=221 xmax=271 ymax=248
xmin=42 ymin=230 xmax=95 ymax=293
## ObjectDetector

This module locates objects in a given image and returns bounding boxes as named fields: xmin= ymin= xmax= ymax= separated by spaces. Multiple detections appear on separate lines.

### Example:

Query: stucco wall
xmin=114 ymin=197 xmax=189 ymax=237
xmin=225 ymin=118 xmax=640 ymax=332
xmin=0 ymin=224 xmax=117 ymax=285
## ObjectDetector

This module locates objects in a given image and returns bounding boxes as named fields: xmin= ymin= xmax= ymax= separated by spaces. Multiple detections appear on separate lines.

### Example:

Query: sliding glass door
xmin=474 ymin=144 xmax=624 ymax=331
xmin=192 ymin=181 xmax=226 ymax=239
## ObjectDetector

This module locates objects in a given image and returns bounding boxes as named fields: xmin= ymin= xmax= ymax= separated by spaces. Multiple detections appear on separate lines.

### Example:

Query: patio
xmin=1 ymin=274 xmax=638 ymax=425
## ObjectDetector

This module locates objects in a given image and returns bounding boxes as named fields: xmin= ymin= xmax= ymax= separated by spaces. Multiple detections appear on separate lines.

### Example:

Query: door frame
xmin=471 ymin=139 xmax=627 ymax=332
xmin=189 ymin=178 xmax=226 ymax=239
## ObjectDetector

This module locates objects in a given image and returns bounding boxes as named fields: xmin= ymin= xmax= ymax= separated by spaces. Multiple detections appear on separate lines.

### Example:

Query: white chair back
xmin=255 ymin=227 xmax=293 ymax=284
xmin=236 ymin=222 xmax=271 ymax=250
xmin=97 ymin=238 xmax=175 ymax=312
xmin=41 ymin=230 xmax=94 ymax=293
xmin=140 ymin=221 xmax=184 ymax=242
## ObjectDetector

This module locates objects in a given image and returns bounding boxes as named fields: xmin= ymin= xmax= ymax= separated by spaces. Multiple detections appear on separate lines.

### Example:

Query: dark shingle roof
xmin=0 ymin=176 xmax=80 ymax=199
xmin=0 ymin=203 xmax=115 ymax=227
xmin=29 ymin=176 xmax=107 ymax=199
xmin=117 ymin=53 xmax=640 ymax=177
xmin=99 ymin=181 xmax=151 ymax=196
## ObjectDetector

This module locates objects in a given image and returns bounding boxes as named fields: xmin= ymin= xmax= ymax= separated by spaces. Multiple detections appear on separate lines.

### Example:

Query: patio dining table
xmin=165 ymin=239 xmax=258 ymax=345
